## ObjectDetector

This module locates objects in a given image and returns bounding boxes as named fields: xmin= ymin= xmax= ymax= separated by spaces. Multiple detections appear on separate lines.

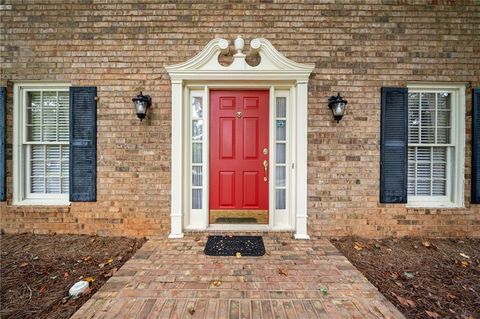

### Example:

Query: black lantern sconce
xmin=132 ymin=91 xmax=152 ymax=121
xmin=328 ymin=93 xmax=348 ymax=123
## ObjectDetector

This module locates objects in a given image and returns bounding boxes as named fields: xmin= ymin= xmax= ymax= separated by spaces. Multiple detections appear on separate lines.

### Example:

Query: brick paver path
xmin=71 ymin=234 xmax=404 ymax=319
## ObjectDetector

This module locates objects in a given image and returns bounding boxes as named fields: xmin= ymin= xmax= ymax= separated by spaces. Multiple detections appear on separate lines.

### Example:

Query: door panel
xmin=243 ymin=171 xmax=259 ymax=207
xmin=219 ymin=171 xmax=235 ymax=207
xmin=220 ymin=118 xmax=235 ymax=159
xmin=243 ymin=118 xmax=258 ymax=159
xmin=210 ymin=90 xmax=269 ymax=224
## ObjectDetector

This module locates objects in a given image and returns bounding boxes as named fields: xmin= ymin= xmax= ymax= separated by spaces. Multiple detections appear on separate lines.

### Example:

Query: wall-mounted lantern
xmin=328 ymin=93 xmax=348 ymax=123
xmin=132 ymin=91 xmax=152 ymax=121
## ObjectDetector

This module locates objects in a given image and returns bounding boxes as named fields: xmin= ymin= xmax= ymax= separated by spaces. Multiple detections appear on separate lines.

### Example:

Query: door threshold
xmin=185 ymin=224 xmax=293 ymax=232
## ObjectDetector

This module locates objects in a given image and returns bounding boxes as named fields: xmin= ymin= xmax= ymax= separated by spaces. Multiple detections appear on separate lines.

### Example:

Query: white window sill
xmin=406 ymin=202 xmax=463 ymax=209
xmin=13 ymin=199 xmax=71 ymax=206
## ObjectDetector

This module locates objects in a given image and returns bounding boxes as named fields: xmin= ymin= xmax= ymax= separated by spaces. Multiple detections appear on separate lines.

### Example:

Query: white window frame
xmin=13 ymin=82 xmax=71 ymax=206
xmin=406 ymin=83 xmax=465 ymax=208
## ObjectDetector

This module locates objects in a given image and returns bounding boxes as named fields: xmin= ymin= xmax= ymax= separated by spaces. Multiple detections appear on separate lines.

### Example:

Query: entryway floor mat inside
xmin=204 ymin=235 xmax=265 ymax=256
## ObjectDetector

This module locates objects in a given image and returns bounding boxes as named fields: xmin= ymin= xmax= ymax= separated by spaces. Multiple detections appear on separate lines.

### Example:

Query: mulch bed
xmin=331 ymin=237 xmax=480 ymax=319
xmin=0 ymin=233 xmax=146 ymax=319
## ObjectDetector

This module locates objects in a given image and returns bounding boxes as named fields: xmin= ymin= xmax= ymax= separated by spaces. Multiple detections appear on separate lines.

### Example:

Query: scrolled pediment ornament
xmin=165 ymin=36 xmax=314 ymax=81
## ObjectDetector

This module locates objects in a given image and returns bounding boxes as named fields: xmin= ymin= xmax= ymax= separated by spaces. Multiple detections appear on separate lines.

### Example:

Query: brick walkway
xmin=71 ymin=234 xmax=404 ymax=319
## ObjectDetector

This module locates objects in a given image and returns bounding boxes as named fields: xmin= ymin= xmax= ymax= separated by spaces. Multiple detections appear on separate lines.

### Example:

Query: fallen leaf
xmin=107 ymin=258 xmax=113 ymax=264
xmin=446 ymin=293 xmax=457 ymax=300
xmin=236 ymin=252 xmax=242 ymax=258
xmin=390 ymin=272 xmax=399 ymax=280
xmin=354 ymin=242 xmax=364 ymax=251
xmin=413 ymin=244 xmax=419 ymax=249
xmin=461 ymin=261 xmax=470 ymax=267
xmin=392 ymin=292 xmax=415 ymax=308
xmin=85 ymin=277 xmax=95 ymax=284
xmin=50 ymin=275 xmax=58 ymax=280
xmin=63 ymin=272 xmax=69 ymax=278
xmin=19 ymin=262 xmax=28 ymax=268
xmin=98 ymin=263 xmax=105 ymax=269
xmin=90 ymin=238 xmax=95 ymax=243
xmin=62 ymin=296 xmax=69 ymax=304
xmin=425 ymin=310 xmax=440 ymax=318
xmin=32 ymin=256 xmax=39 ymax=260
xmin=422 ymin=240 xmax=431 ymax=248
xmin=459 ymin=253 xmax=470 ymax=259
xmin=188 ymin=307 xmax=195 ymax=315
xmin=211 ymin=280 xmax=222 ymax=287
xmin=278 ymin=268 xmax=288 ymax=276
xmin=373 ymin=243 xmax=381 ymax=249
xmin=404 ymin=271 xmax=415 ymax=279
xmin=83 ymin=256 xmax=92 ymax=261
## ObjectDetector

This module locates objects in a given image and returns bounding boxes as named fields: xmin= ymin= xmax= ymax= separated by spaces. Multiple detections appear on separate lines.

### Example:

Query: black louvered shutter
xmin=0 ymin=87 xmax=6 ymax=201
xmin=472 ymin=88 xmax=480 ymax=203
xmin=380 ymin=87 xmax=408 ymax=203
xmin=69 ymin=87 xmax=97 ymax=202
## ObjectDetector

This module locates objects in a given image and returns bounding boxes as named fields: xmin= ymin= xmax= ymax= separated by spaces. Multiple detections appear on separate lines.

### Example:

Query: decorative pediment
xmin=166 ymin=36 xmax=314 ymax=81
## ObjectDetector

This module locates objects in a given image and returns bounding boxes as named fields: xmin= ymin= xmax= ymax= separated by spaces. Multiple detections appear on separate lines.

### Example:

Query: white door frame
xmin=166 ymin=37 xmax=314 ymax=239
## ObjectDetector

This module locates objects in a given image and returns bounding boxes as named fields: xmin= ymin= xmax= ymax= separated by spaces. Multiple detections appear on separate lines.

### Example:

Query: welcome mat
xmin=204 ymin=236 xmax=265 ymax=256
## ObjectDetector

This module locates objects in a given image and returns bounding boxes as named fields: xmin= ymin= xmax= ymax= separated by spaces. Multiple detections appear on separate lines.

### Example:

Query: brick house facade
xmin=0 ymin=1 xmax=479 ymax=238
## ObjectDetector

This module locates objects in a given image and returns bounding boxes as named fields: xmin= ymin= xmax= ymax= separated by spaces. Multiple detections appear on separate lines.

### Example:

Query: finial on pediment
xmin=234 ymin=36 xmax=245 ymax=55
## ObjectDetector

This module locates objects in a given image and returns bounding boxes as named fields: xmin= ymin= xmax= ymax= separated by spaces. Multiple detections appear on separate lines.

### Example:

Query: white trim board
xmin=166 ymin=37 xmax=314 ymax=239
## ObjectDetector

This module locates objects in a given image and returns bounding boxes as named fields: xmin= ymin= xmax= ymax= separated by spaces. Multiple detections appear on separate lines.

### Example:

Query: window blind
xmin=26 ymin=90 xmax=69 ymax=195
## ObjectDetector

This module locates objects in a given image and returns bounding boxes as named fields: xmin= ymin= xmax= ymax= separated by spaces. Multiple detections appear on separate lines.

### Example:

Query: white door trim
xmin=166 ymin=37 xmax=314 ymax=239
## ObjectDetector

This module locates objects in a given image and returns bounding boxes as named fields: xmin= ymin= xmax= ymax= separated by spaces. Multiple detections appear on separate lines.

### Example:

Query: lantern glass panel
xmin=135 ymin=100 xmax=147 ymax=115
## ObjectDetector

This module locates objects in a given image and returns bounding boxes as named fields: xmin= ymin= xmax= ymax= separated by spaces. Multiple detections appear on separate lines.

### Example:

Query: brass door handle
xmin=263 ymin=160 xmax=268 ymax=181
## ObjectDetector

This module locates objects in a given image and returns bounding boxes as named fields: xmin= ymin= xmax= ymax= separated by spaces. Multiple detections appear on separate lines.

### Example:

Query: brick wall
xmin=1 ymin=0 xmax=479 ymax=238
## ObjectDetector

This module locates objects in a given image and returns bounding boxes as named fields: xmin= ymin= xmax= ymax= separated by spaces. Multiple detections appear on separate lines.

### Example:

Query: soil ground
xmin=0 ymin=233 xmax=145 ymax=319
xmin=331 ymin=237 xmax=480 ymax=319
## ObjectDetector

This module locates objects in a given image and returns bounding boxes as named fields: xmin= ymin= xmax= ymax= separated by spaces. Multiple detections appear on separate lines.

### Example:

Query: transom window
xmin=13 ymin=84 xmax=70 ymax=204
xmin=407 ymin=85 xmax=465 ymax=207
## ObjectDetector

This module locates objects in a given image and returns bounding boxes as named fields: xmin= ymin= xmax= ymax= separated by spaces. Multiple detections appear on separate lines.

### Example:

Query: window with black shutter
xmin=380 ymin=85 xmax=466 ymax=207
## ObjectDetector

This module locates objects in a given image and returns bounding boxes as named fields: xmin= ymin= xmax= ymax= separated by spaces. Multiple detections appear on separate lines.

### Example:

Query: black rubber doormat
xmin=204 ymin=236 xmax=265 ymax=256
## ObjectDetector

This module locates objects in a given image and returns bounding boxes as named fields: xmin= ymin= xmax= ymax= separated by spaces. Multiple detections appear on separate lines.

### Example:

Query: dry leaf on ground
xmin=354 ymin=242 xmax=364 ymax=251
xmin=278 ymin=267 xmax=288 ymax=276
xmin=425 ymin=310 xmax=440 ymax=318
xmin=392 ymin=292 xmax=416 ymax=308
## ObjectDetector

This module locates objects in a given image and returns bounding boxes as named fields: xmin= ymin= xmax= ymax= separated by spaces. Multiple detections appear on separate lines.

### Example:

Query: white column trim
xmin=169 ymin=80 xmax=184 ymax=238
xmin=294 ymin=81 xmax=310 ymax=239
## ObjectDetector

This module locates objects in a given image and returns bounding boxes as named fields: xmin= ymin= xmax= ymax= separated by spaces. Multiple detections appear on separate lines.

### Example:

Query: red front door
xmin=209 ymin=90 xmax=269 ymax=224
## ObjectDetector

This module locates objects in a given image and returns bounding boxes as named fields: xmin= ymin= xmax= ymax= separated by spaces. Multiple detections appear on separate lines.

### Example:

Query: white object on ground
xmin=69 ymin=281 xmax=89 ymax=298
